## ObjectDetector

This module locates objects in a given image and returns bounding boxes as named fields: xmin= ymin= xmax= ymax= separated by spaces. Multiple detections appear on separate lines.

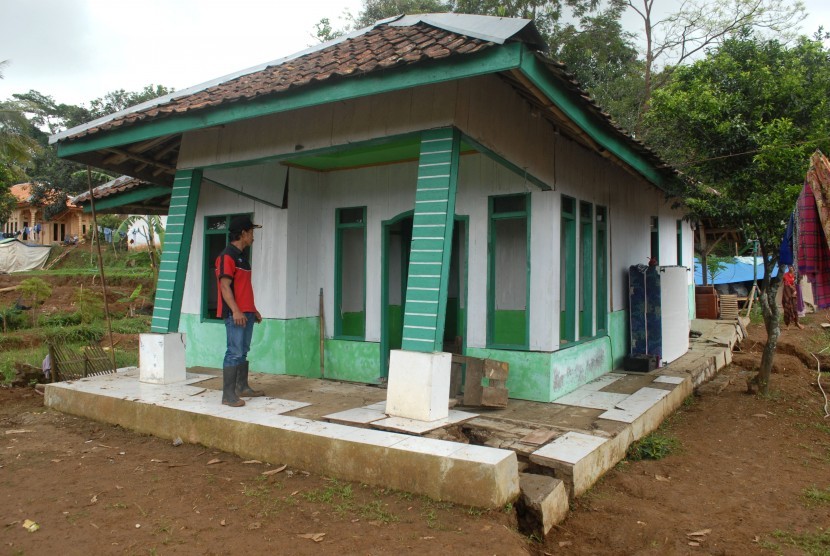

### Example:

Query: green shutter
xmin=151 ymin=169 xmax=202 ymax=333
xmin=401 ymin=128 xmax=460 ymax=352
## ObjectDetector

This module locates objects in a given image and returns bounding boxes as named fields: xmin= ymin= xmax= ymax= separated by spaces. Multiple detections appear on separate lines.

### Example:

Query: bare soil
xmin=2 ymin=257 xmax=830 ymax=554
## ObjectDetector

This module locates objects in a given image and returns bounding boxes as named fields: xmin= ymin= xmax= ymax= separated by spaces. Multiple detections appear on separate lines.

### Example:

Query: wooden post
xmin=319 ymin=288 xmax=325 ymax=378
xmin=86 ymin=167 xmax=116 ymax=370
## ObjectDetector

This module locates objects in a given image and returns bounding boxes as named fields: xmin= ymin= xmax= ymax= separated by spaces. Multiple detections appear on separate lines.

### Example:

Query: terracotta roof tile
xmin=61 ymin=23 xmax=491 ymax=141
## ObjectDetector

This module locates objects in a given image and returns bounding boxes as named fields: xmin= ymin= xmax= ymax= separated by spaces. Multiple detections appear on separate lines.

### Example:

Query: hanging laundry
xmin=779 ymin=212 xmax=795 ymax=265
xmin=797 ymin=151 xmax=830 ymax=309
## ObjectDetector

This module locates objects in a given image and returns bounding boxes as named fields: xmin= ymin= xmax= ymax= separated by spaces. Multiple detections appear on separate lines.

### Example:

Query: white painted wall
xmin=177 ymin=73 xmax=689 ymax=353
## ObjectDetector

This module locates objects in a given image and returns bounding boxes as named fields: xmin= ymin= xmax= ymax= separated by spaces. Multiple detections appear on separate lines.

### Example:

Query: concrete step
xmin=44 ymin=371 xmax=519 ymax=509
xmin=516 ymin=473 xmax=568 ymax=538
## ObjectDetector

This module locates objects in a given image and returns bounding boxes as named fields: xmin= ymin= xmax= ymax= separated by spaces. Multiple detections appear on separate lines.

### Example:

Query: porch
xmin=44 ymin=319 xmax=742 ymax=517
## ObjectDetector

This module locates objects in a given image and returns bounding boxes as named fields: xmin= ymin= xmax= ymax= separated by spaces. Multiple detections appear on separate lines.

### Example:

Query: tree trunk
xmin=757 ymin=283 xmax=780 ymax=395
xmin=756 ymin=239 xmax=780 ymax=396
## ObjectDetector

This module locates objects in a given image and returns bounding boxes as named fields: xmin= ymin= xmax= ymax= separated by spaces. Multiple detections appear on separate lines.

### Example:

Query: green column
xmin=401 ymin=128 xmax=460 ymax=352
xmin=150 ymin=169 xmax=202 ymax=333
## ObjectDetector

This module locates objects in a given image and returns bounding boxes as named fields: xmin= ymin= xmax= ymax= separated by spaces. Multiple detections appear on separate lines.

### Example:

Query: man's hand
xmin=254 ymin=311 xmax=262 ymax=324
xmin=232 ymin=310 xmax=248 ymax=326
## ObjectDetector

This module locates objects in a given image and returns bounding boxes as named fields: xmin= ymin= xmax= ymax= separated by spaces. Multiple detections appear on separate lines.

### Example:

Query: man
xmin=215 ymin=215 xmax=265 ymax=407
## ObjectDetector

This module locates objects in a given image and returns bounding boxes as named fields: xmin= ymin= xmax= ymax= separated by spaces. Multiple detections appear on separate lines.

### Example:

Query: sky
xmin=1 ymin=0 xmax=828 ymax=109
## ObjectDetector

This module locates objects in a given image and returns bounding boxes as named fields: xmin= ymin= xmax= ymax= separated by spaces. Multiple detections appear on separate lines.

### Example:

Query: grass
xmin=803 ymin=486 xmax=830 ymax=506
xmin=769 ymin=528 xmax=830 ymax=555
xmin=626 ymin=432 xmax=678 ymax=461
xmin=302 ymin=479 xmax=354 ymax=504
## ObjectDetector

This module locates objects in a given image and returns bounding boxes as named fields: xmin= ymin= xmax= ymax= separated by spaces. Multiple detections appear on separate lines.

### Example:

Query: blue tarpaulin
xmin=694 ymin=257 xmax=778 ymax=285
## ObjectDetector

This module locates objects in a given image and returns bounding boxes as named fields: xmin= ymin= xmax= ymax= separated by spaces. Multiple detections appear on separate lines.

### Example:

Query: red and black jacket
xmin=215 ymin=244 xmax=257 ymax=318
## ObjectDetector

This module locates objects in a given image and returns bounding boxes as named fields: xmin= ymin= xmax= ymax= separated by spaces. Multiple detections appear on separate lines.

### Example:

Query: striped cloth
xmin=798 ymin=152 xmax=830 ymax=308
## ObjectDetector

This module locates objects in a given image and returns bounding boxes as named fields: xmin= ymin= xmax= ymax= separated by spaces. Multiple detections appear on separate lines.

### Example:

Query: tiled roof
xmin=71 ymin=175 xmax=148 ymax=204
xmin=61 ymin=23 xmax=493 ymax=142
xmin=9 ymin=183 xmax=77 ymax=208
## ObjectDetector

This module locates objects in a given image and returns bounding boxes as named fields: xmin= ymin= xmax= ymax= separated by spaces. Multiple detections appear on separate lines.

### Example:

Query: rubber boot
xmin=222 ymin=365 xmax=245 ymax=407
xmin=236 ymin=361 xmax=265 ymax=397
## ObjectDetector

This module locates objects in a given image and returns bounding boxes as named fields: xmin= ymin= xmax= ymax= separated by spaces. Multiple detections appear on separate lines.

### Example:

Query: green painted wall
xmin=493 ymin=310 xmax=527 ymax=346
xmin=324 ymin=339 xmax=381 ymax=383
xmin=608 ymin=309 xmax=629 ymax=370
xmin=340 ymin=312 xmax=365 ymax=338
xmin=467 ymin=347 xmax=553 ymax=402
xmin=468 ymin=336 xmax=611 ymax=402
xmin=548 ymin=337 xmax=611 ymax=399
xmin=178 ymin=313 xmax=320 ymax=376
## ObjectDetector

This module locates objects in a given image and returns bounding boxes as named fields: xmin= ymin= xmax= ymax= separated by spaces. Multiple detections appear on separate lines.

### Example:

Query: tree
xmin=645 ymin=33 xmax=830 ymax=394
xmin=18 ymin=277 xmax=52 ymax=326
xmin=625 ymin=0 xmax=805 ymax=131
xmin=116 ymin=215 xmax=165 ymax=282
xmin=552 ymin=3 xmax=644 ymax=131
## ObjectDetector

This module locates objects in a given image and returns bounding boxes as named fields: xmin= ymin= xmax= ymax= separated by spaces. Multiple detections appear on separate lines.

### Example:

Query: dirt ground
xmin=2 ymin=276 xmax=830 ymax=554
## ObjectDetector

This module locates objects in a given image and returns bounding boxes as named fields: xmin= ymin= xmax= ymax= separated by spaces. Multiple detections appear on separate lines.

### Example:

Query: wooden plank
xmin=484 ymin=359 xmax=509 ymax=381
xmin=463 ymin=358 xmax=484 ymax=406
xmin=480 ymin=386 xmax=508 ymax=408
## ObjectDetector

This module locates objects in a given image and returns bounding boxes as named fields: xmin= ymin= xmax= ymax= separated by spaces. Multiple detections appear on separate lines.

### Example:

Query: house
xmin=2 ymin=183 xmax=94 ymax=244
xmin=70 ymin=175 xmax=169 ymax=250
xmin=49 ymin=14 xmax=694 ymax=402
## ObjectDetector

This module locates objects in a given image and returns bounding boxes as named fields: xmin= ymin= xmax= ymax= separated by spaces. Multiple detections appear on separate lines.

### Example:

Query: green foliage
xmin=645 ymin=34 xmax=830 ymax=393
xmin=41 ymin=322 xmax=104 ymax=344
xmin=626 ymin=432 xmax=678 ymax=461
xmin=39 ymin=311 xmax=81 ymax=328
xmin=705 ymin=255 xmax=730 ymax=284
xmin=551 ymin=3 xmax=645 ymax=132
xmin=0 ymin=303 xmax=27 ymax=333
xmin=74 ymin=285 xmax=104 ymax=324
xmin=803 ymin=486 xmax=830 ymax=506
xmin=18 ymin=277 xmax=52 ymax=326
xmin=769 ymin=528 xmax=830 ymax=555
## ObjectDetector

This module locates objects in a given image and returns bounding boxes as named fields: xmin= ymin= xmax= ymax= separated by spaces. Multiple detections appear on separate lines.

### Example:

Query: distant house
xmin=71 ymin=175 xmax=170 ymax=249
xmin=50 ymin=14 xmax=694 ymax=402
xmin=2 ymin=183 xmax=94 ymax=244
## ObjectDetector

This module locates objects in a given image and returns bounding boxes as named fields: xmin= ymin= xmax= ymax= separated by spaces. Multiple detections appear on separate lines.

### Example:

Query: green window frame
xmin=650 ymin=216 xmax=660 ymax=262
xmin=487 ymin=193 xmax=530 ymax=349
xmin=676 ymin=219 xmax=683 ymax=266
xmin=335 ymin=206 xmax=367 ymax=340
xmin=201 ymin=212 xmax=253 ymax=322
xmin=560 ymin=195 xmax=576 ymax=343
xmin=595 ymin=206 xmax=608 ymax=333
xmin=579 ymin=201 xmax=594 ymax=339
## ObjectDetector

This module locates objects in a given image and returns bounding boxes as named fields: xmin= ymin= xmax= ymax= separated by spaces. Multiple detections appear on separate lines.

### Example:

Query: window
xmin=596 ymin=206 xmax=608 ymax=333
xmin=560 ymin=196 xmax=576 ymax=343
xmin=202 ymin=213 xmax=252 ymax=321
xmin=650 ymin=216 xmax=659 ymax=263
xmin=488 ymin=194 xmax=529 ymax=348
xmin=335 ymin=207 xmax=366 ymax=339
xmin=676 ymin=219 xmax=683 ymax=266
xmin=579 ymin=201 xmax=594 ymax=339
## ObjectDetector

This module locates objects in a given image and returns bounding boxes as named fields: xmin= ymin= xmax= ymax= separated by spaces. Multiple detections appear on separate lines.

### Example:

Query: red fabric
xmin=783 ymin=270 xmax=795 ymax=286
xmin=797 ymin=182 xmax=830 ymax=308
xmin=215 ymin=245 xmax=257 ymax=318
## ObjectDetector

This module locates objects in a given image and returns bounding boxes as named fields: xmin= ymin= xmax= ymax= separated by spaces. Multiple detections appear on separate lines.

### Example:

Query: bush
xmin=0 ymin=304 xmax=28 ymax=332
xmin=74 ymin=286 xmax=104 ymax=324
xmin=42 ymin=323 xmax=104 ymax=344
xmin=39 ymin=311 xmax=82 ymax=327
xmin=627 ymin=432 xmax=678 ymax=461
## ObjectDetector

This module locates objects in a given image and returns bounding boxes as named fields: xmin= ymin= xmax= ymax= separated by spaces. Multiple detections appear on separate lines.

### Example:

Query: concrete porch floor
xmin=44 ymin=319 xmax=743 ymax=514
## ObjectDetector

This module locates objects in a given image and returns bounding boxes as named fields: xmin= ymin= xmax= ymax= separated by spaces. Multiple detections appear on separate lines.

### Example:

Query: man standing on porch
xmin=215 ymin=215 xmax=265 ymax=407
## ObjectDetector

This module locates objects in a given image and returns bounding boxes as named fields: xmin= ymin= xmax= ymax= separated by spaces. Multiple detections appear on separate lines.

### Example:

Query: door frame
xmin=380 ymin=212 xmax=469 ymax=378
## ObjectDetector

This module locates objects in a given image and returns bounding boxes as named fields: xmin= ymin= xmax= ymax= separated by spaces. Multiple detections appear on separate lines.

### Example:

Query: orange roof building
xmin=2 ymin=183 xmax=94 ymax=244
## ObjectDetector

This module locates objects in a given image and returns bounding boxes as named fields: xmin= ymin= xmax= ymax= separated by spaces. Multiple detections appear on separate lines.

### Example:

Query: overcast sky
xmin=1 ymin=0 xmax=827 ymax=108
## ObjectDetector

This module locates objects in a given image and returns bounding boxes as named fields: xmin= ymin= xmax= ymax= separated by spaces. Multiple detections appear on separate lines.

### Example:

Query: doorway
xmin=380 ymin=213 xmax=467 ymax=378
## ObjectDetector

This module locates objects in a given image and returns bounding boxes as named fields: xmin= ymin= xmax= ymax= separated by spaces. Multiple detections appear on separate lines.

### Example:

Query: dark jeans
xmin=223 ymin=312 xmax=255 ymax=368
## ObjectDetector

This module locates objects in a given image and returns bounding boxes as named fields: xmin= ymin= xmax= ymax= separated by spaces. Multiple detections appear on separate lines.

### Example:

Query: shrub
xmin=627 ymin=432 xmax=678 ymax=461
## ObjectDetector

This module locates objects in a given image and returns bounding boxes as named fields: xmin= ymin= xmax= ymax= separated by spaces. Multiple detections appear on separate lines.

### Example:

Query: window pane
xmin=562 ymin=196 xmax=575 ymax=215
xmin=339 ymin=207 xmax=364 ymax=225
xmin=493 ymin=217 xmax=527 ymax=345
xmin=493 ymin=195 xmax=526 ymax=214
xmin=205 ymin=234 xmax=228 ymax=318
xmin=339 ymin=227 xmax=365 ymax=336
xmin=206 ymin=216 xmax=227 ymax=231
